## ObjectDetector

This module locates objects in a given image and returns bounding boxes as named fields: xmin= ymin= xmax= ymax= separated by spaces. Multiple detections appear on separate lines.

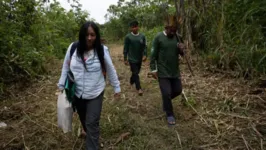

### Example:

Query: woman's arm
xmin=103 ymin=46 xmax=121 ymax=93
xmin=57 ymin=43 xmax=73 ymax=90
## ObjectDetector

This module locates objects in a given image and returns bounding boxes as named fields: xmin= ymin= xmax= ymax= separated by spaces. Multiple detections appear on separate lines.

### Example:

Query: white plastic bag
xmin=57 ymin=91 xmax=73 ymax=133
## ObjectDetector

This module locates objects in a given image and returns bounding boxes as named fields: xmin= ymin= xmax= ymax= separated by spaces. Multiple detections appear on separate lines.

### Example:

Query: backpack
xmin=64 ymin=41 xmax=78 ymax=108
xmin=70 ymin=41 xmax=78 ymax=59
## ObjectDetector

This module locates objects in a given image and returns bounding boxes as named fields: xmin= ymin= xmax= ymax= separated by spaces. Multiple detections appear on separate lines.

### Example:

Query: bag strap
xmin=100 ymin=45 xmax=107 ymax=80
xmin=70 ymin=41 xmax=78 ymax=59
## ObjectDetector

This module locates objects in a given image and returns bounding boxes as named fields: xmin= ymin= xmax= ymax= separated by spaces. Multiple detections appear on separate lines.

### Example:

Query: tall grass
xmin=187 ymin=0 xmax=266 ymax=77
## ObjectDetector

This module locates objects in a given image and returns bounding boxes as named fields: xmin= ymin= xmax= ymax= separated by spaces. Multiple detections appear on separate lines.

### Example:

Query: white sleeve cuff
xmin=57 ymin=84 xmax=65 ymax=90
xmin=114 ymin=86 xmax=121 ymax=93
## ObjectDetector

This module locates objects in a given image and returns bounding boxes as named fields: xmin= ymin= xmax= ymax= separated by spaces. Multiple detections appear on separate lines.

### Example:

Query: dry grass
xmin=0 ymin=44 xmax=265 ymax=150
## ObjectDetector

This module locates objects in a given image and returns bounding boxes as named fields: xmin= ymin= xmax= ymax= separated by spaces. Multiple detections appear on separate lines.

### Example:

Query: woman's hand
xmin=55 ymin=89 xmax=64 ymax=96
xmin=114 ymin=92 xmax=121 ymax=99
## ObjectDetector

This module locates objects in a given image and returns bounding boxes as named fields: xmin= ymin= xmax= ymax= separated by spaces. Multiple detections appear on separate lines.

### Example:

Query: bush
xmin=0 ymin=0 xmax=89 ymax=97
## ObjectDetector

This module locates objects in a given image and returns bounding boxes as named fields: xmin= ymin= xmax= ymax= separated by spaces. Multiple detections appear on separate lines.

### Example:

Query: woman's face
xmin=86 ymin=26 xmax=96 ymax=48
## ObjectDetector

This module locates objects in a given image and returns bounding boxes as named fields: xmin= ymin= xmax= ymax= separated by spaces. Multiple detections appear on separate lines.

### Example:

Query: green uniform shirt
xmin=150 ymin=32 xmax=182 ymax=78
xmin=123 ymin=33 xmax=147 ymax=63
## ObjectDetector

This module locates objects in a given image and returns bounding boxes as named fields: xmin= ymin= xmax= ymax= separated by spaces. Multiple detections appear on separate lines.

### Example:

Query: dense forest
xmin=0 ymin=0 xmax=265 ymax=95
xmin=0 ymin=0 xmax=266 ymax=97
xmin=103 ymin=0 xmax=266 ymax=77
xmin=0 ymin=0 xmax=88 ymax=98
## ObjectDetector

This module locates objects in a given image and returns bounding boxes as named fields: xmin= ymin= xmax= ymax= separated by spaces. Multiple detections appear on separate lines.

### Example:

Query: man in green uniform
xmin=124 ymin=21 xmax=147 ymax=96
xmin=149 ymin=17 xmax=185 ymax=125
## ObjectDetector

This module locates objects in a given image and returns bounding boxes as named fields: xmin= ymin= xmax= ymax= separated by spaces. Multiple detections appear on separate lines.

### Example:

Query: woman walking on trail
xmin=149 ymin=16 xmax=185 ymax=126
xmin=58 ymin=21 xmax=121 ymax=150
xmin=123 ymin=21 xmax=147 ymax=96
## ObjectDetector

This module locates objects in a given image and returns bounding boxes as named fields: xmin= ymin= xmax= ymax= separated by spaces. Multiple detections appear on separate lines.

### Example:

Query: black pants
xmin=129 ymin=62 xmax=142 ymax=90
xmin=75 ymin=92 xmax=104 ymax=150
xmin=159 ymin=78 xmax=182 ymax=117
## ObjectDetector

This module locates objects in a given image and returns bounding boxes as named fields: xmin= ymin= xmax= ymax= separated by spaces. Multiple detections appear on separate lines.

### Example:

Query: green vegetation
xmin=103 ymin=0 xmax=266 ymax=77
xmin=0 ymin=0 xmax=89 ymax=96
xmin=1 ymin=0 xmax=265 ymax=96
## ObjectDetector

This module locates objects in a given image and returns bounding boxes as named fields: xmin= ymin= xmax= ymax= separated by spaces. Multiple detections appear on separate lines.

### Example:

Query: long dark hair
xmin=76 ymin=21 xmax=105 ymax=73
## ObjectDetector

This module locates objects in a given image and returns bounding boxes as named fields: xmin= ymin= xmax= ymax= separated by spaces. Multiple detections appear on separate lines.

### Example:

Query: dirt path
xmin=0 ymin=44 xmax=265 ymax=150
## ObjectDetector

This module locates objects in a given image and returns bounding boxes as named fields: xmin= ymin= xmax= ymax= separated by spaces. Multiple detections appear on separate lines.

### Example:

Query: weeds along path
xmin=0 ymin=44 xmax=265 ymax=150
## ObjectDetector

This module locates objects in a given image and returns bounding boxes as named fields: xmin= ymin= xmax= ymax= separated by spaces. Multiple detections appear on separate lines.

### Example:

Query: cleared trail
xmin=0 ymin=44 xmax=265 ymax=150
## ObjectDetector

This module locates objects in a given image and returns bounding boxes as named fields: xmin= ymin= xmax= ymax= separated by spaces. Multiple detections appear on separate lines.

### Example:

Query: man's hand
xmin=178 ymin=43 xmax=185 ymax=50
xmin=124 ymin=60 xmax=129 ymax=66
xmin=142 ymin=56 xmax=147 ymax=62
xmin=178 ymin=43 xmax=185 ymax=55
xmin=147 ymin=72 xmax=158 ymax=80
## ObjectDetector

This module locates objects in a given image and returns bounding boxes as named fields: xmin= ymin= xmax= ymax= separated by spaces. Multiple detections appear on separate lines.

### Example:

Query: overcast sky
xmin=58 ymin=0 xmax=118 ymax=24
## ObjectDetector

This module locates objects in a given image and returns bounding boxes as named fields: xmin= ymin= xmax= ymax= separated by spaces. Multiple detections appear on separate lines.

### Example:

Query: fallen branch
xmin=252 ymin=95 xmax=266 ymax=103
xmin=126 ymin=104 xmax=137 ymax=109
xmin=219 ymin=112 xmax=252 ymax=120
xmin=145 ymin=114 xmax=165 ymax=121
xmin=72 ymin=135 xmax=79 ymax=150
xmin=113 ymin=132 xmax=131 ymax=146
xmin=261 ymin=139 xmax=263 ymax=150
xmin=78 ymin=140 xmax=84 ymax=150
xmin=37 ymin=86 xmax=45 ymax=94
xmin=251 ymin=124 xmax=263 ymax=138
xmin=245 ymin=97 xmax=250 ymax=110
xmin=175 ymin=130 xmax=182 ymax=149
xmin=26 ymin=91 xmax=39 ymax=98
xmin=182 ymin=91 xmax=208 ymax=125
xmin=3 ymin=136 xmax=18 ymax=148
xmin=199 ymin=143 xmax=219 ymax=148
xmin=23 ymin=111 xmax=55 ymax=134
xmin=242 ymin=135 xmax=252 ymax=150
xmin=22 ymin=133 xmax=29 ymax=150
xmin=183 ymin=52 xmax=194 ymax=76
